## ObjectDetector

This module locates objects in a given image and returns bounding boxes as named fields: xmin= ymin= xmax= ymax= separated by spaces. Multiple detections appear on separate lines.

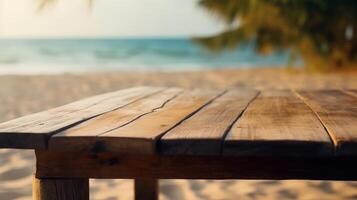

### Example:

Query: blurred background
xmin=0 ymin=0 xmax=356 ymax=199
xmin=0 ymin=0 xmax=293 ymax=74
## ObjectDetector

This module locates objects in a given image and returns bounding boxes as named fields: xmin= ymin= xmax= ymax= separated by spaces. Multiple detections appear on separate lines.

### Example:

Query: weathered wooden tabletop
xmin=2 ymin=86 xmax=356 ymax=200
xmin=0 ymin=86 xmax=356 ymax=157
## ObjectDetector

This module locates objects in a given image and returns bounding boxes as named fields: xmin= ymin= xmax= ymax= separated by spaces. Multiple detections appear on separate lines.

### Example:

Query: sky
xmin=0 ymin=0 xmax=225 ymax=38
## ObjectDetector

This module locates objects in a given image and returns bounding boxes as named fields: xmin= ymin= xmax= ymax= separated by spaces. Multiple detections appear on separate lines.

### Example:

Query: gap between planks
xmin=49 ymin=88 xmax=184 ymax=151
xmin=218 ymin=90 xmax=260 ymax=155
xmin=342 ymin=90 xmax=357 ymax=99
xmin=293 ymin=90 xmax=357 ymax=155
xmin=97 ymin=89 xmax=183 ymax=136
xmin=291 ymin=89 xmax=337 ymax=154
xmin=159 ymin=89 xmax=259 ymax=155
xmin=49 ymin=89 xmax=226 ymax=154
xmin=98 ymin=89 xmax=227 ymax=154
xmin=0 ymin=87 xmax=165 ymax=149
xmin=223 ymin=90 xmax=334 ymax=156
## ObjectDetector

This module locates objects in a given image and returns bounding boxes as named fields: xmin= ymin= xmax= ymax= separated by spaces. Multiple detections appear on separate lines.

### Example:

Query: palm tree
xmin=195 ymin=0 xmax=357 ymax=70
xmin=36 ymin=0 xmax=356 ymax=70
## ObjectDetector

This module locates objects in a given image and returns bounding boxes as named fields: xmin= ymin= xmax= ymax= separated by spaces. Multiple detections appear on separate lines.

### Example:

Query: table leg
xmin=32 ymin=175 xmax=89 ymax=200
xmin=134 ymin=178 xmax=158 ymax=200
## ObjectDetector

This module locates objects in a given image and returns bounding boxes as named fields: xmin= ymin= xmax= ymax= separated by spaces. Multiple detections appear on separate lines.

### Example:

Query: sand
xmin=0 ymin=68 xmax=357 ymax=200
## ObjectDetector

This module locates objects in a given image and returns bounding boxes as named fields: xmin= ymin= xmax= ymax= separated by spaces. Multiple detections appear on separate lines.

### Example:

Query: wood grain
xmin=84 ymin=89 xmax=224 ymax=154
xmin=33 ymin=175 xmax=89 ymax=200
xmin=343 ymin=90 xmax=357 ymax=98
xmin=49 ymin=88 xmax=182 ymax=151
xmin=0 ymin=87 xmax=163 ymax=149
xmin=223 ymin=90 xmax=333 ymax=156
xmin=35 ymin=151 xmax=357 ymax=180
xmin=160 ymin=89 xmax=258 ymax=155
xmin=295 ymin=90 xmax=357 ymax=155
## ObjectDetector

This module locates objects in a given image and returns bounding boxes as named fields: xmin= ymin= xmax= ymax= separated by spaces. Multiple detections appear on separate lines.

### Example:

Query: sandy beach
xmin=1 ymin=68 xmax=357 ymax=200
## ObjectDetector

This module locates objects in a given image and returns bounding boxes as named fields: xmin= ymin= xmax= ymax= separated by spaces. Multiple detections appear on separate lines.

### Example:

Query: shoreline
xmin=0 ymin=66 xmax=288 ymax=76
xmin=0 ymin=66 xmax=356 ymax=76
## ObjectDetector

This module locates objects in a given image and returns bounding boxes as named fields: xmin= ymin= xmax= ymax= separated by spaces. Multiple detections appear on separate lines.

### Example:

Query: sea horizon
xmin=0 ymin=37 xmax=293 ymax=74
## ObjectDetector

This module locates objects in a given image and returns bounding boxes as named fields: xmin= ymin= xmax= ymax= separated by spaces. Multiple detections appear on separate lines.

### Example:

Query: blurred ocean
xmin=0 ymin=38 xmax=292 ymax=74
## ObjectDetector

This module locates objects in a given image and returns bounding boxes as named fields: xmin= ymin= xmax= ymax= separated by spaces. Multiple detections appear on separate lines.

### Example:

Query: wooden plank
xmin=0 ymin=87 xmax=147 ymax=130
xmin=57 ymin=89 xmax=223 ymax=154
xmin=35 ymin=151 xmax=357 ymax=180
xmin=33 ymin=175 xmax=89 ymax=200
xmin=0 ymin=87 xmax=163 ymax=149
xmin=223 ymin=90 xmax=333 ymax=156
xmin=100 ymin=89 xmax=223 ymax=154
xmin=0 ymin=87 xmax=163 ymax=133
xmin=295 ymin=90 xmax=357 ymax=155
xmin=160 ymin=89 xmax=258 ymax=155
xmin=49 ymin=88 xmax=183 ymax=151
xmin=134 ymin=179 xmax=158 ymax=200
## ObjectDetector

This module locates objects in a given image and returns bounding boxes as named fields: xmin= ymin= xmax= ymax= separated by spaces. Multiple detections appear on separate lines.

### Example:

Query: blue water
xmin=0 ymin=38 xmax=292 ymax=74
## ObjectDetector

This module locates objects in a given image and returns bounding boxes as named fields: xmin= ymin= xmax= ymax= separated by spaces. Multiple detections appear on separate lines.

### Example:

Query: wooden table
xmin=0 ymin=87 xmax=356 ymax=200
